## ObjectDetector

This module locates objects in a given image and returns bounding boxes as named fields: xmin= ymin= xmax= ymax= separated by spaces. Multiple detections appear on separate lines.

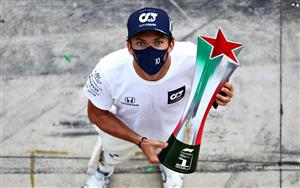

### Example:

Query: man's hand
xmin=215 ymin=82 xmax=234 ymax=106
xmin=140 ymin=139 xmax=168 ymax=164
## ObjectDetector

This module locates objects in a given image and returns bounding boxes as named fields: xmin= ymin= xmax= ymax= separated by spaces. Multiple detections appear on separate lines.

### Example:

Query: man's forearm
xmin=88 ymin=101 xmax=142 ymax=145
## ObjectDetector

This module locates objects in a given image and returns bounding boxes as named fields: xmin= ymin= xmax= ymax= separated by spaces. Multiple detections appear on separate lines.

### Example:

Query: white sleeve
xmin=83 ymin=63 xmax=113 ymax=110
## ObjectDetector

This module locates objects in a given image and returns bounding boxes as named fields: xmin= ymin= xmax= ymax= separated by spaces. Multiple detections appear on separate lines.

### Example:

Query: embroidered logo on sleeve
xmin=85 ymin=70 xmax=104 ymax=96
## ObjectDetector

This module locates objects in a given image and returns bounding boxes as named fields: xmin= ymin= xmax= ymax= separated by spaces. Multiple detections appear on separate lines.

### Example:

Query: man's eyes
xmin=154 ymin=41 xmax=163 ymax=45
xmin=135 ymin=40 xmax=164 ymax=47
xmin=136 ymin=41 xmax=145 ymax=46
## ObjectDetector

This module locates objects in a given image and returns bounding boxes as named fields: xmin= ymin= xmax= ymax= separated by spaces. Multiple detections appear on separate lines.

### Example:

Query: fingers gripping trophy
xmin=158 ymin=28 xmax=243 ymax=173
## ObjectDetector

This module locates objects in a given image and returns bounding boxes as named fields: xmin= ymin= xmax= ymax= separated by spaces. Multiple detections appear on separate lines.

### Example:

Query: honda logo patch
xmin=125 ymin=97 xmax=135 ymax=104
xmin=121 ymin=97 xmax=139 ymax=107
xmin=168 ymin=86 xmax=185 ymax=104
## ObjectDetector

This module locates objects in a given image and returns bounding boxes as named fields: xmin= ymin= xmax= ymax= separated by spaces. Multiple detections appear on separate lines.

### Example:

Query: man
xmin=83 ymin=7 xmax=233 ymax=188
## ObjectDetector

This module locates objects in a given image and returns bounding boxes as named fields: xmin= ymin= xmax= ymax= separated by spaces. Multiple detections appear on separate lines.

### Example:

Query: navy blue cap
xmin=127 ymin=7 xmax=172 ymax=38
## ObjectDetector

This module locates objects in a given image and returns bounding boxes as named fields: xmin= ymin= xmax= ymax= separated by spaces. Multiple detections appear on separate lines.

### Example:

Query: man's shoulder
xmin=95 ymin=47 xmax=132 ymax=73
xmin=167 ymin=41 xmax=197 ymax=75
xmin=172 ymin=41 xmax=197 ymax=57
xmin=171 ymin=41 xmax=197 ymax=69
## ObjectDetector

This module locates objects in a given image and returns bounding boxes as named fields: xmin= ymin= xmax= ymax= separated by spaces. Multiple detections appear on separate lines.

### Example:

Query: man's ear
xmin=127 ymin=41 xmax=134 ymax=55
xmin=167 ymin=39 xmax=175 ymax=53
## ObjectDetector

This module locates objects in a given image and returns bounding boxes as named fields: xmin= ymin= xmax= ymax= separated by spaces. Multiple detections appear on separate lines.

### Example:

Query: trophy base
xmin=158 ymin=134 xmax=200 ymax=174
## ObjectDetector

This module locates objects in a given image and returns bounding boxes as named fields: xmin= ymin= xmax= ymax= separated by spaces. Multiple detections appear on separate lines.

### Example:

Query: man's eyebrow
xmin=133 ymin=37 xmax=146 ymax=41
xmin=154 ymin=36 xmax=165 ymax=40
xmin=133 ymin=35 xmax=166 ymax=41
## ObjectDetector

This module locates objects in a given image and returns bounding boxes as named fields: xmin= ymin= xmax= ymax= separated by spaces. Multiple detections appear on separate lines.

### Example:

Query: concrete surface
xmin=1 ymin=0 xmax=299 ymax=187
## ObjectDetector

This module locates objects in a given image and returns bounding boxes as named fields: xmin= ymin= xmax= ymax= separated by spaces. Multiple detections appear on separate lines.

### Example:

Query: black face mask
xmin=133 ymin=46 xmax=168 ymax=75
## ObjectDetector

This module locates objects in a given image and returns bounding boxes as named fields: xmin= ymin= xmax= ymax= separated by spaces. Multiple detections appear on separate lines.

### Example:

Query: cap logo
xmin=139 ymin=12 xmax=158 ymax=23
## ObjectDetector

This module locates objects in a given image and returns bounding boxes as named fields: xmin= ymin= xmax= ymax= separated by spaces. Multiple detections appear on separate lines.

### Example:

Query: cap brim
xmin=128 ymin=27 xmax=170 ymax=38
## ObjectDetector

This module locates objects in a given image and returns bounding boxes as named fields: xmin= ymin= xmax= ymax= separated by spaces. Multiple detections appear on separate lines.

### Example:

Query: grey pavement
xmin=1 ymin=0 xmax=299 ymax=187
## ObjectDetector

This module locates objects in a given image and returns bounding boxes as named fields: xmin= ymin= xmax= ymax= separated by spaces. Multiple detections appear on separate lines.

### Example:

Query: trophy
xmin=158 ymin=28 xmax=243 ymax=173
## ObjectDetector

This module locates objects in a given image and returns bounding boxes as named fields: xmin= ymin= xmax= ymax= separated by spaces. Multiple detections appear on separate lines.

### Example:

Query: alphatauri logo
xmin=121 ymin=97 xmax=139 ymax=106
xmin=168 ymin=86 xmax=185 ymax=104
xmin=139 ymin=12 xmax=158 ymax=23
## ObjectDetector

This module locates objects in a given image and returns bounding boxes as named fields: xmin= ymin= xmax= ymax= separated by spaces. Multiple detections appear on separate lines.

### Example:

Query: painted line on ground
xmin=28 ymin=150 xmax=68 ymax=188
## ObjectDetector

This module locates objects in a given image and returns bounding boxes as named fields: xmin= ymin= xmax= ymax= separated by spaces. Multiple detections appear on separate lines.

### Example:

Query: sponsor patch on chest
xmin=168 ymin=86 xmax=185 ymax=104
